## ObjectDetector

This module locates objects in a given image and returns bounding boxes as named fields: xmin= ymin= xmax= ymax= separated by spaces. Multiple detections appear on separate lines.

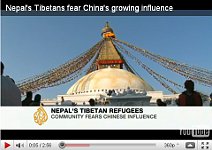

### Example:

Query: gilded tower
xmin=96 ymin=22 xmax=124 ymax=70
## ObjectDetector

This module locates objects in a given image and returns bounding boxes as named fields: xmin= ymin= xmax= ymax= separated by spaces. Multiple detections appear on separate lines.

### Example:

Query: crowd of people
xmin=1 ymin=61 xmax=212 ymax=107
xmin=22 ymin=91 xmax=42 ymax=106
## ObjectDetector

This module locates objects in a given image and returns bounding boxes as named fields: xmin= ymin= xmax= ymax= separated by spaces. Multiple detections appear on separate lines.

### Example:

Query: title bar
xmin=1 ymin=0 xmax=212 ymax=16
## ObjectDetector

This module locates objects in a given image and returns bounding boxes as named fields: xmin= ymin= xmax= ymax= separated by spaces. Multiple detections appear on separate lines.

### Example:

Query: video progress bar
xmin=66 ymin=143 xmax=156 ymax=146
xmin=64 ymin=143 xmax=156 ymax=148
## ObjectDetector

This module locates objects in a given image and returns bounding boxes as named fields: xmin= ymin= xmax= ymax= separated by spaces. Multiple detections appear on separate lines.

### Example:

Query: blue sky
xmin=1 ymin=16 xmax=212 ymax=99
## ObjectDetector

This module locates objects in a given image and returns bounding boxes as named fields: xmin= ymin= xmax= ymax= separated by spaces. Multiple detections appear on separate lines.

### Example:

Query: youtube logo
xmin=1 ymin=141 xmax=13 ymax=149
xmin=4 ymin=142 xmax=11 ymax=149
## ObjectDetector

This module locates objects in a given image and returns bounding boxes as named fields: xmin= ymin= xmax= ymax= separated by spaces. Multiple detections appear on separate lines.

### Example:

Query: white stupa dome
xmin=67 ymin=68 xmax=153 ymax=95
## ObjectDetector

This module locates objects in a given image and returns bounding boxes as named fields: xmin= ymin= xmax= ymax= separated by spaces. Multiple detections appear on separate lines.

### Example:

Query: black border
xmin=1 ymin=130 xmax=211 ymax=140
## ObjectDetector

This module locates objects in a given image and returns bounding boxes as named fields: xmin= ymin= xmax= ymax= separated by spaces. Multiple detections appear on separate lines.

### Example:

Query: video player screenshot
xmin=1 ymin=0 xmax=212 ymax=149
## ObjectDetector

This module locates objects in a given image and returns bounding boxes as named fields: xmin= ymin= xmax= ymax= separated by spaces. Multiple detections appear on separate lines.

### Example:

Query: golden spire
xmin=101 ymin=22 xmax=116 ymax=38
xmin=105 ymin=21 xmax=110 ymax=27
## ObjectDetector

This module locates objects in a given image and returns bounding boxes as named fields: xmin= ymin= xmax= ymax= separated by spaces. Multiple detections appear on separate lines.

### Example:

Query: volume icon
xmin=14 ymin=141 xmax=26 ymax=149
xmin=16 ymin=143 xmax=21 ymax=148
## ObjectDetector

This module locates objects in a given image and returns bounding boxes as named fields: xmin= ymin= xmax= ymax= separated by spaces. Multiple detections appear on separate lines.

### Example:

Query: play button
xmin=1 ymin=140 xmax=13 ymax=149
xmin=5 ymin=142 xmax=11 ymax=149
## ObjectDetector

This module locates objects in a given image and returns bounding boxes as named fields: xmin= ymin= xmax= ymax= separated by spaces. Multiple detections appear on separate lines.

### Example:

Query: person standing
xmin=178 ymin=80 xmax=202 ymax=106
xmin=22 ymin=91 xmax=33 ymax=106
xmin=88 ymin=98 xmax=95 ymax=106
xmin=30 ymin=94 xmax=41 ymax=106
xmin=1 ymin=62 xmax=21 ymax=106
xmin=156 ymin=99 xmax=167 ymax=106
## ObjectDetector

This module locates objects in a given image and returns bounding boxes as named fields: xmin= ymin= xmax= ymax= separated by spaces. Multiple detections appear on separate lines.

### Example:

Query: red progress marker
xmin=65 ymin=144 xmax=90 ymax=147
